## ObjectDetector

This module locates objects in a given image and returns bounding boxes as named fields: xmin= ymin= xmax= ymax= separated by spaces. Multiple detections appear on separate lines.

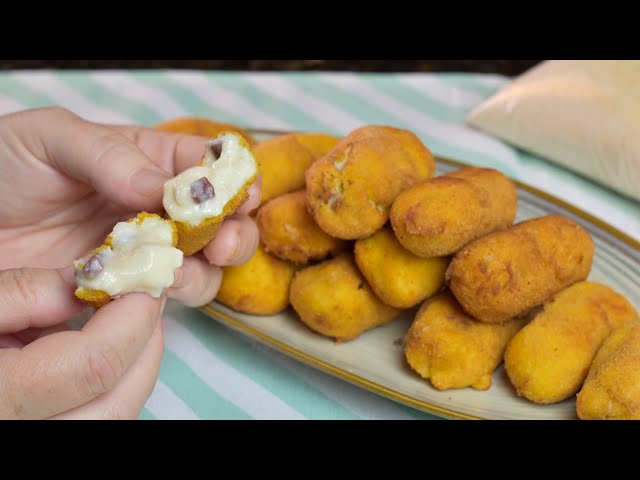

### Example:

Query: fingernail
xmin=131 ymin=169 xmax=171 ymax=197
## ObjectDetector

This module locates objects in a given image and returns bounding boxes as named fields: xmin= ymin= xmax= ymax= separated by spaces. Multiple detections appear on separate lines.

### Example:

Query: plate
xmin=200 ymin=129 xmax=640 ymax=420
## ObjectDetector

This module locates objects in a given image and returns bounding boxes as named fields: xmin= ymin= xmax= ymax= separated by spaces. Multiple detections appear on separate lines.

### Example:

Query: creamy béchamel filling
xmin=74 ymin=216 xmax=184 ymax=298
xmin=162 ymin=133 xmax=258 ymax=226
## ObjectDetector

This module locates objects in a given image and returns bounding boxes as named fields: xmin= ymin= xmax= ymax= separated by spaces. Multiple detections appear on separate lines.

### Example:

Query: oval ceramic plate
xmin=200 ymin=129 xmax=640 ymax=420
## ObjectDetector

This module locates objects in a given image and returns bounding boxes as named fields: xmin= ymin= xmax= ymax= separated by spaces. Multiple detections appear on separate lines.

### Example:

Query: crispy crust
xmin=74 ymin=212 xmax=179 ymax=308
xmin=74 ymin=289 xmax=112 ymax=309
xmin=154 ymin=117 xmax=257 ymax=145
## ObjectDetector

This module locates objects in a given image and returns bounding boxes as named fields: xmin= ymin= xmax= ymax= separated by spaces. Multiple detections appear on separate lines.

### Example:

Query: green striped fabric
xmin=0 ymin=70 xmax=637 ymax=420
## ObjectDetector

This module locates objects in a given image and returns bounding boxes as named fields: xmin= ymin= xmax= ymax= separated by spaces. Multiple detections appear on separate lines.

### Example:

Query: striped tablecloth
xmin=1 ymin=71 xmax=638 ymax=420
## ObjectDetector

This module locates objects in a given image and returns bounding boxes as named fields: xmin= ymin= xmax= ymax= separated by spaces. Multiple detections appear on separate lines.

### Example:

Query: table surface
xmin=1 ymin=70 xmax=637 ymax=420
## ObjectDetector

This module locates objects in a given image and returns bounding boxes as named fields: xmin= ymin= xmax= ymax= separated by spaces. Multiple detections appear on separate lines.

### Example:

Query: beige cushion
xmin=467 ymin=60 xmax=640 ymax=201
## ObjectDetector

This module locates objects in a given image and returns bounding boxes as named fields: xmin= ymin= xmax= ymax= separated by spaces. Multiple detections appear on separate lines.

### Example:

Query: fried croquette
xmin=447 ymin=215 xmax=594 ymax=323
xmin=74 ymin=212 xmax=183 ymax=308
xmin=504 ymin=281 xmax=637 ymax=404
xmin=404 ymin=293 xmax=527 ymax=391
xmin=390 ymin=167 xmax=517 ymax=257
xmin=354 ymin=227 xmax=448 ymax=308
xmin=256 ymin=190 xmax=347 ymax=264
xmin=163 ymin=132 xmax=259 ymax=256
xmin=154 ymin=117 xmax=256 ymax=145
xmin=254 ymin=133 xmax=340 ymax=206
xmin=306 ymin=125 xmax=435 ymax=240
xmin=577 ymin=320 xmax=640 ymax=420
xmin=294 ymin=133 xmax=341 ymax=162
xmin=289 ymin=253 xmax=401 ymax=342
xmin=215 ymin=244 xmax=297 ymax=315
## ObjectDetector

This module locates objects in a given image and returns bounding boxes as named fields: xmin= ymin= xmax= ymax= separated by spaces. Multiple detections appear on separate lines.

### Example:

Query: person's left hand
xmin=0 ymin=107 xmax=261 ymax=418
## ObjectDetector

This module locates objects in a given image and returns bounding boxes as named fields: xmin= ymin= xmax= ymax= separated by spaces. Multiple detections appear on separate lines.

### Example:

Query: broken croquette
xmin=162 ymin=131 xmax=259 ymax=256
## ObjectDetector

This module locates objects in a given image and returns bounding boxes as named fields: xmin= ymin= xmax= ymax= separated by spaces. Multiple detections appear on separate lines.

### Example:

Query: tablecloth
xmin=1 ymin=70 xmax=637 ymax=420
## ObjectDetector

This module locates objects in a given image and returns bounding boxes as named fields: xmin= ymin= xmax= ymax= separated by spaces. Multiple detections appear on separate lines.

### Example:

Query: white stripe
xmin=471 ymin=73 xmax=512 ymax=89
xmin=242 ymin=73 xmax=363 ymax=134
xmin=253 ymin=343 xmax=416 ymax=420
xmin=165 ymin=71 xmax=290 ymax=130
xmin=144 ymin=380 xmax=200 ymax=420
xmin=0 ymin=94 xmax=26 ymax=116
xmin=395 ymin=73 xmax=486 ymax=109
xmin=163 ymin=315 xmax=306 ymax=420
xmin=89 ymin=71 xmax=188 ymax=120
xmin=11 ymin=71 xmax=133 ymax=124
xmin=319 ymin=73 xmax=522 ymax=169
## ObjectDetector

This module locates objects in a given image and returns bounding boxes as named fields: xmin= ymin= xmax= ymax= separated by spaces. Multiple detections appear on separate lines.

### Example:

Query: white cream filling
xmin=162 ymin=133 xmax=257 ymax=226
xmin=75 ymin=216 xmax=184 ymax=298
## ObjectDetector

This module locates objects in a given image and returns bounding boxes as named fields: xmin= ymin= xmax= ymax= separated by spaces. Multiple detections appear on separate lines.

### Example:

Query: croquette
xmin=354 ymin=227 xmax=448 ymax=308
xmin=215 ymin=243 xmax=297 ymax=315
xmin=256 ymin=190 xmax=347 ymax=264
xmin=404 ymin=292 xmax=527 ymax=391
xmin=74 ymin=212 xmax=183 ymax=308
xmin=254 ymin=133 xmax=340 ymax=206
xmin=447 ymin=215 xmax=594 ymax=323
xmin=505 ymin=281 xmax=637 ymax=404
xmin=163 ymin=132 xmax=258 ymax=256
xmin=390 ymin=167 xmax=517 ymax=257
xmin=289 ymin=253 xmax=401 ymax=342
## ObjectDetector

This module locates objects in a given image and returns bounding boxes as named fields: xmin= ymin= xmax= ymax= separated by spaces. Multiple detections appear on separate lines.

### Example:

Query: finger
xmin=168 ymin=255 xmax=222 ymax=307
xmin=235 ymin=175 xmax=262 ymax=216
xmin=49 ymin=317 xmax=164 ymax=420
xmin=0 ymin=293 xmax=164 ymax=419
xmin=202 ymin=216 xmax=260 ymax=267
xmin=12 ymin=323 xmax=71 ymax=345
xmin=24 ymin=108 xmax=172 ymax=212
xmin=0 ymin=266 xmax=84 ymax=334
xmin=108 ymin=125 xmax=208 ymax=175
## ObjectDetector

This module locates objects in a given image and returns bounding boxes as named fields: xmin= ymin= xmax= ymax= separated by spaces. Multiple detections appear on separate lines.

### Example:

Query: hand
xmin=0 ymin=107 xmax=261 ymax=419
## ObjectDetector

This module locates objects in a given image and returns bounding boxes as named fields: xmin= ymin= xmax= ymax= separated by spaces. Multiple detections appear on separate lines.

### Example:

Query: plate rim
xmin=200 ymin=128 xmax=639 ymax=421
xmin=201 ymin=302 xmax=480 ymax=420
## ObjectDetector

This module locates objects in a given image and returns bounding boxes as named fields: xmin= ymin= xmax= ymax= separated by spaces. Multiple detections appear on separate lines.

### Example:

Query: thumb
xmin=29 ymin=107 xmax=172 ymax=212
xmin=0 ymin=266 xmax=84 ymax=334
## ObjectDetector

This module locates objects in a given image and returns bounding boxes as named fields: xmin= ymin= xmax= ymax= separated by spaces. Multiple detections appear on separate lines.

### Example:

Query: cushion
xmin=466 ymin=60 xmax=640 ymax=202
